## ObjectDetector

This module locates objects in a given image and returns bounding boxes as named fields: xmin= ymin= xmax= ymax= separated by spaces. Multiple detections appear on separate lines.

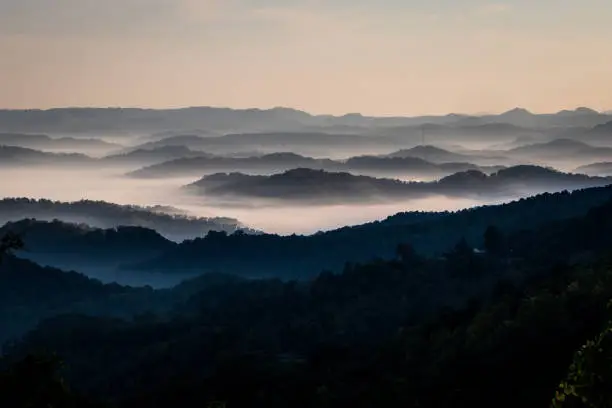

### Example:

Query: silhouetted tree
xmin=454 ymin=237 xmax=472 ymax=255
xmin=0 ymin=232 xmax=23 ymax=263
xmin=0 ymin=354 xmax=100 ymax=408
xmin=445 ymin=237 xmax=481 ymax=278
xmin=396 ymin=243 xmax=420 ymax=266
xmin=484 ymin=225 xmax=506 ymax=256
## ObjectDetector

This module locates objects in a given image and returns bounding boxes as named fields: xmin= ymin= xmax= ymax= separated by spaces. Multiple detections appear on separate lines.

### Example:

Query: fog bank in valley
xmin=0 ymin=166 xmax=500 ymax=235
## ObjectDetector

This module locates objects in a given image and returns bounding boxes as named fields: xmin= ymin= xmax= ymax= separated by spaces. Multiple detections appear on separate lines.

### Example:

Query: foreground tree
xmin=552 ymin=321 xmax=612 ymax=407
xmin=0 ymin=353 xmax=103 ymax=408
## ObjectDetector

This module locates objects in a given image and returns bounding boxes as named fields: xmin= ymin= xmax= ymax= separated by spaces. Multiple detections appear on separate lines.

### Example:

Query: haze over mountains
xmin=101 ymin=146 xmax=213 ymax=166
xmin=0 ymin=106 xmax=610 ymax=134
xmin=576 ymin=162 xmax=612 ymax=176
xmin=0 ymin=132 xmax=121 ymax=154
xmin=184 ymin=166 xmax=612 ymax=204
xmin=129 ymin=150 xmax=505 ymax=180
xmin=1 ymin=105 xmax=611 ymax=234
xmin=0 ymin=198 xmax=248 ymax=241
xmin=0 ymin=145 xmax=93 ymax=167
xmin=2 ymin=104 xmax=612 ymax=407
xmin=4 ymin=0 xmax=612 ymax=401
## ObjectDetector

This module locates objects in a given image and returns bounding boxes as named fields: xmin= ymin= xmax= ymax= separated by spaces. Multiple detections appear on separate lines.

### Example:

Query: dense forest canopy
xmin=3 ymin=184 xmax=612 ymax=406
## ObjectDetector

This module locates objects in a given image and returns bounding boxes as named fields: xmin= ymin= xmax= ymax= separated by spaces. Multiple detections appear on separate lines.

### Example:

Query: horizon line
xmin=0 ymin=105 xmax=609 ymax=118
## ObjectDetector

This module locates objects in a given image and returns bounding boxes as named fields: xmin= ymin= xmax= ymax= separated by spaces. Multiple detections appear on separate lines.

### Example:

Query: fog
xmin=0 ymin=166 xmax=506 ymax=235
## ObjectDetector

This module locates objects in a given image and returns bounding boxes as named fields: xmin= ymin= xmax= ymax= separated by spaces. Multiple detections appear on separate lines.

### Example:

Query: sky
xmin=0 ymin=0 xmax=611 ymax=116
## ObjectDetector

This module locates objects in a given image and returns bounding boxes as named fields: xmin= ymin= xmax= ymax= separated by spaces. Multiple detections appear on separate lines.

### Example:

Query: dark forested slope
xmin=131 ymin=185 xmax=612 ymax=278
xmin=5 ymin=193 xmax=612 ymax=407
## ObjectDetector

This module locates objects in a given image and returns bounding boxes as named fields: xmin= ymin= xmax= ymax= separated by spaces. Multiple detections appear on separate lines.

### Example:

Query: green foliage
xmin=553 ymin=323 xmax=612 ymax=408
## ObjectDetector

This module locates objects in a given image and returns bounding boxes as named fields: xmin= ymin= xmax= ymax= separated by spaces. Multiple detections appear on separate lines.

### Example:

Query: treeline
xmin=3 ymin=192 xmax=612 ymax=406
xmin=0 ymin=198 xmax=249 ymax=241
xmin=130 ymin=186 xmax=612 ymax=278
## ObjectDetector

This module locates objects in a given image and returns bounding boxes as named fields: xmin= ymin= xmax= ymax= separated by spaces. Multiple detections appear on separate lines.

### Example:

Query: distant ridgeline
xmin=182 ymin=166 xmax=612 ymax=204
xmin=0 ymin=106 xmax=609 ymax=133
xmin=2 ymin=187 xmax=612 ymax=282
xmin=128 ymin=185 xmax=612 ymax=278
xmin=0 ymin=198 xmax=257 ymax=241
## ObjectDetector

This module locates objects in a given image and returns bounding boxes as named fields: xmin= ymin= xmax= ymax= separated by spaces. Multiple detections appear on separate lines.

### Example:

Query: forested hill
xmin=0 ymin=219 xmax=176 ymax=274
xmin=129 ymin=185 xmax=612 ymax=278
xmin=0 ymin=198 xmax=249 ymax=241
xmin=183 ymin=166 xmax=611 ymax=203
xmin=0 ymin=256 xmax=160 ymax=347
xmin=5 ymin=187 xmax=612 ymax=407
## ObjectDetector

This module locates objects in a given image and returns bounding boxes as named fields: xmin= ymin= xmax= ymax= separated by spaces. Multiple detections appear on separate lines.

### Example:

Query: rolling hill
xmin=0 ymin=145 xmax=94 ymax=166
xmin=184 ymin=166 xmax=611 ymax=204
xmin=130 ymin=151 xmax=504 ymax=179
xmin=0 ymin=132 xmax=121 ymax=152
xmin=101 ymin=146 xmax=212 ymax=166
xmin=127 ymin=185 xmax=612 ymax=278
xmin=0 ymin=198 xmax=251 ymax=241
xmin=575 ymin=162 xmax=612 ymax=176
xmin=129 ymin=152 xmax=337 ymax=178
xmin=508 ymin=138 xmax=612 ymax=161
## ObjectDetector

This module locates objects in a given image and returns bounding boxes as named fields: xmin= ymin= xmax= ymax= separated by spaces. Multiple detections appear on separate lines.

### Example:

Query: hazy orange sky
xmin=1 ymin=0 xmax=611 ymax=116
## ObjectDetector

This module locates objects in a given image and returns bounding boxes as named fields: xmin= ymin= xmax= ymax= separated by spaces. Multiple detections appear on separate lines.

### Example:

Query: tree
xmin=0 ymin=232 xmax=24 ymax=263
xmin=483 ymin=225 xmax=506 ymax=256
xmin=552 ymin=323 xmax=612 ymax=408
xmin=445 ymin=237 xmax=481 ymax=278
xmin=454 ymin=237 xmax=473 ymax=256
xmin=396 ymin=243 xmax=420 ymax=266
xmin=0 ymin=354 xmax=101 ymax=408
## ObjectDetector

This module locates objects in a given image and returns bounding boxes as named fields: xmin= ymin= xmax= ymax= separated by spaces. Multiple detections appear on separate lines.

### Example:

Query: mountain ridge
xmin=0 ymin=198 xmax=251 ymax=241
xmin=1 ymin=106 xmax=610 ymax=133
xmin=184 ymin=166 xmax=611 ymax=204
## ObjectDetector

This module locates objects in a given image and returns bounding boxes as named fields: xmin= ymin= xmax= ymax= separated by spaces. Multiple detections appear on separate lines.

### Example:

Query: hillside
xmin=0 ymin=107 xmax=609 ymax=134
xmin=0 ymin=132 xmax=120 ymax=152
xmin=101 ymin=146 xmax=212 ymax=166
xmin=345 ymin=156 xmax=505 ymax=176
xmin=0 ymin=145 xmax=93 ymax=166
xmin=132 ymin=134 xmax=216 ymax=150
xmin=132 ymin=131 xmax=399 ymax=152
xmin=129 ymin=185 xmax=612 ymax=278
xmin=129 ymin=151 xmax=505 ymax=180
xmin=0 ymin=255 xmax=160 ymax=346
xmin=0 ymin=219 xmax=175 ymax=274
xmin=386 ymin=145 xmax=472 ymax=162
xmin=508 ymin=138 xmax=612 ymax=161
xmin=184 ymin=166 xmax=611 ymax=204
xmin=385 ymin=145 xmax=511 ymax=166
xmin=0 ymin=198 xmax=249 ymax=241
xmin=584 ymin=120 xmax=612 ymax=144
xmin=129 ymin=152 xmax=338 ymax=178
xmin=575 ymin=162 xmax=612 ymax=176
xmin=5 ymin=193 xmax=612 ymax=407
xmin=590 ymin=120 xmax=612 ymax=134
xmin=185 ymin=168 xmax=417 ymax=202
